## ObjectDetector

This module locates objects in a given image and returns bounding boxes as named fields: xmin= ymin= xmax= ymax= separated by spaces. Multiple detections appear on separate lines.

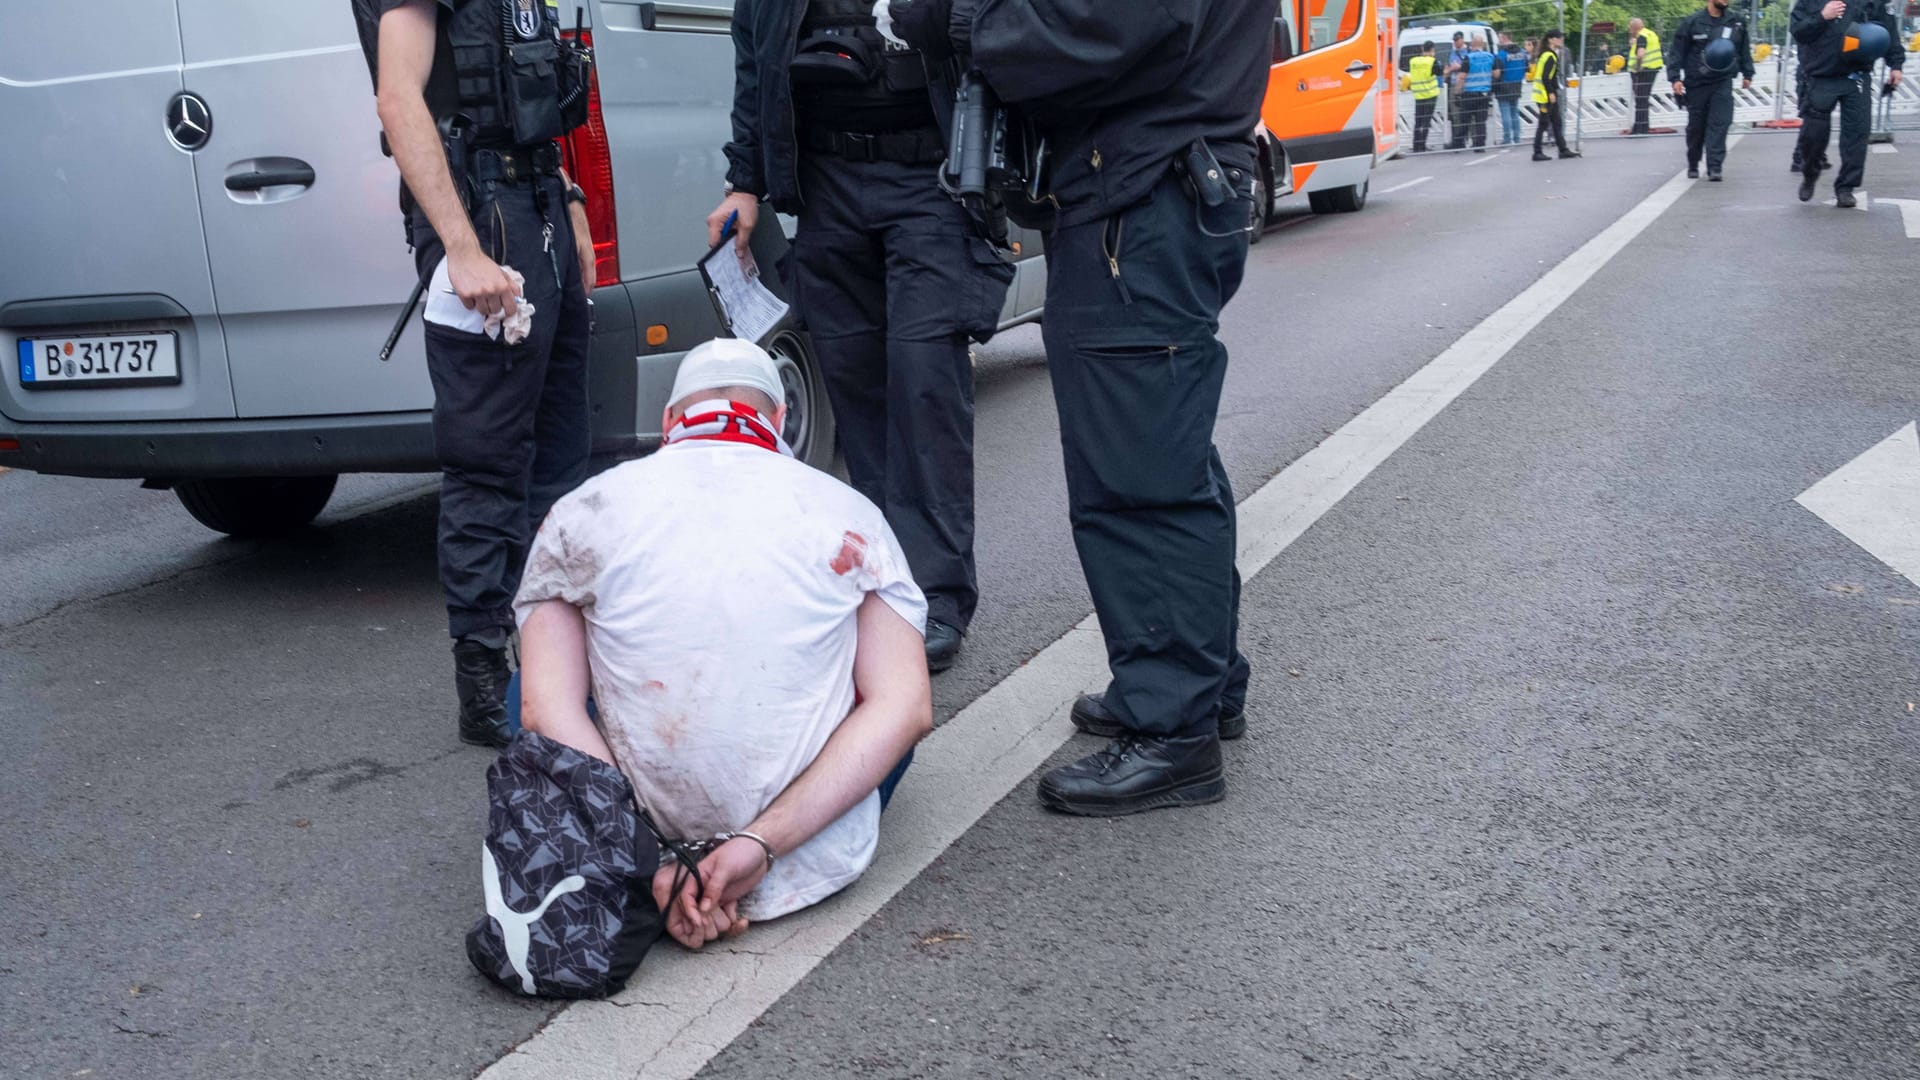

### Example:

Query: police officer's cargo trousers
xmin=1797 ymin=74 xmax=1871 ymax=194
xmin=1685 ymin=79 xmax=1734 ymax=171
xmin=791 ymin=154 xmax=1013 ymax=633
xmin=1042 ymin=167 xmax=1252 ymax=739
xmin=1412 ymin=97 xmax=1437 ymax=151
xmin=1631 ymin=71 xmax=1656 ymax=134
xmin=1459 ymin=91 xmax=1491 ymax=148
xmin=411 ymin=170 xmax=591 ymax=646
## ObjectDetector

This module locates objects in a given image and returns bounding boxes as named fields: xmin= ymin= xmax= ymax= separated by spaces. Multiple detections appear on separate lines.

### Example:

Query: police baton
xmin=378 ymin=272 xmax=430 ymax=362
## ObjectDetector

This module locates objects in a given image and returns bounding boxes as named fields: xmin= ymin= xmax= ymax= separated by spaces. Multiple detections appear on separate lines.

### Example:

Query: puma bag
xmin=466 ymin=732 xmax=667 ymax=998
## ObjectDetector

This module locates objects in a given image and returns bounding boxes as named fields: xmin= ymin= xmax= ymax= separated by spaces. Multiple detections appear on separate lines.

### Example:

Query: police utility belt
xmin=470 ymin=143 xmax=564 ymax=184
xmin=804 ymin=127 xmax=946 ymax=165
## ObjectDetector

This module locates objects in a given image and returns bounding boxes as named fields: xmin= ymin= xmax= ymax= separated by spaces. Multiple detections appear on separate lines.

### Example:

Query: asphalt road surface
xmin=3 ymin=134 xmax=1916 ymax=1080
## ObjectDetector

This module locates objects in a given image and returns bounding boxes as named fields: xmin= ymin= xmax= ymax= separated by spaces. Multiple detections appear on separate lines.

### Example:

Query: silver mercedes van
xmin=0 ymin=0 xmax=1044 ymax=534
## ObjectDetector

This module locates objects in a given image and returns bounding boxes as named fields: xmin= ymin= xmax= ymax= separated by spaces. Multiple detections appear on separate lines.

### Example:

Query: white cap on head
xmin=669 ymin=338 xmax=785 ymax=411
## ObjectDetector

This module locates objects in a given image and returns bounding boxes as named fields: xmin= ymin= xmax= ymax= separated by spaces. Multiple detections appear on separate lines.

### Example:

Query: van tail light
xmin=559 ymin=30 xmax=619 ymax=288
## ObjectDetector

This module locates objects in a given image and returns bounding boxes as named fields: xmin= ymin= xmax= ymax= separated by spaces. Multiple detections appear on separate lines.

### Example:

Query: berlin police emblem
xmin=514 ymin=0 xmax=540 ymax=39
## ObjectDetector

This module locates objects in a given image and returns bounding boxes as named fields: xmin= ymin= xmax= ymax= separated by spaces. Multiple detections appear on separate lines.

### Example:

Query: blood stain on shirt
xmin=830 ymin=531 xmax=868 ymax=576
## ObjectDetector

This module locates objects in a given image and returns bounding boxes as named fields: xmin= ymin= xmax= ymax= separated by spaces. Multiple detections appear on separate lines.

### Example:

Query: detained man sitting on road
xmin=512 ymin=339 xmax=933 ymax=949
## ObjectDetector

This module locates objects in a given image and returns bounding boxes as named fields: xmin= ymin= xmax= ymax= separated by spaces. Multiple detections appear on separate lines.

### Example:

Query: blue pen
xmin=721 ymin=208 xmax=739 ymax=242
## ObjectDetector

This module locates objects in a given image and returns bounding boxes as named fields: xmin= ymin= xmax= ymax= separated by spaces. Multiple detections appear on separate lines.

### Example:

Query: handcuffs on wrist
xmin=673 ymin=830 xmax=776 ymax=872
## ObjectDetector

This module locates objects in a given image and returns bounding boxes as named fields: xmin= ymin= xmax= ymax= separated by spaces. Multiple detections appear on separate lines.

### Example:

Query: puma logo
xmin=482 ymin=842 xmax=587 ymax=995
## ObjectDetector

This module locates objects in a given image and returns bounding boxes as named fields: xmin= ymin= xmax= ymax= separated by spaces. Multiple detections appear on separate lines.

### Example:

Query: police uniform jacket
xmin=722 ymin=1 xmax=816 ymax=213
xmin=1666 ymin=8 xmax=1757 ymax=84
xmin=1791 ymin=0 xmax=1906 ymax=77
xmin=894 ymin=0 xmax=1277 ymax=227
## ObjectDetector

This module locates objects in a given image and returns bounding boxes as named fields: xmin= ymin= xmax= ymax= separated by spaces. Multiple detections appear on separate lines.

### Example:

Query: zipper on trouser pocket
xmin=1102 ymin=215 xmax=1132 ymax=305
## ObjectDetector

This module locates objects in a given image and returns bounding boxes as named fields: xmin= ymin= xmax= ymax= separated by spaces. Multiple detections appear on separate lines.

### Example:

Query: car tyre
xmin=1309 ymin=179 xmax=1369 ymax=214
xmin=766 ymin=328 xmax=837 ymax=469
xmin=175 ymin=475 xmax=338 ymax=537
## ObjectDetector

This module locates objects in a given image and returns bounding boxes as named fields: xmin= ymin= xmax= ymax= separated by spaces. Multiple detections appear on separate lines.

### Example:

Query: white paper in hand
xmin=700 ymin=245 xmax=790 ymax=346
xmin=424 ymin=256 xmax=488 ymax=335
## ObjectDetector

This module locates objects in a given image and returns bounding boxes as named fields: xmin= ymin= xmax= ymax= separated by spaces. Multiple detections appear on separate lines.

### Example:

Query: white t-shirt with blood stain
xmin=513 ymin=439 xmax=927 ymax=921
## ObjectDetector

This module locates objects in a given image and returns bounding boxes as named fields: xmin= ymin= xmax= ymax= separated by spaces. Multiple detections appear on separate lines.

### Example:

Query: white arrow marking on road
xmin=1878 ymin=198 xmax=1920 ymax=239
xmin=1796 ymin=422 xmax=1920 ymax=587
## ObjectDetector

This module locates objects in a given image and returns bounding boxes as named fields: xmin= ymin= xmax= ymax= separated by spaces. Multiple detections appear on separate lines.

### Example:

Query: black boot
xmin=1687 ymin=164 xmax=1700 ymax=179
xmin=1835 ymin=190 xmax=1857 ymax=209
xmin=1707 ymin=167 xmax=1723 ymax=182
xmin=453 ymin=638 xmax=513 ymax=748
xmin=1532 ymin=151 xmax=1552 ymax=161
xmin=1558 ymin=149 xmax=1582 ymax=159
xmin=1070 ymin=693 xmax=1246 ymax=741
xmin=925 ymin=619 xmax=963 ymax=674
xmin=1798 ymin=171 xmax=1819 ymax=202
xmin=1038 ymin=734 xmax=1225 ymax=817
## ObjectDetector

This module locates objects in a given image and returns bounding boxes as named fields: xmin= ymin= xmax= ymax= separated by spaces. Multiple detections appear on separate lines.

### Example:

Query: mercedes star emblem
xmin=166 ymin=91 xmax=212 ymax=152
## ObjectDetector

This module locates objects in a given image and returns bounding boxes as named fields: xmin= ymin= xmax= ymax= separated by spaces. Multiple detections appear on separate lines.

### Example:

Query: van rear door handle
xmin=225 ymin=164 xmax=315 ymax=191
xmin=1345 ymin=61 xmax=1374 ymax=75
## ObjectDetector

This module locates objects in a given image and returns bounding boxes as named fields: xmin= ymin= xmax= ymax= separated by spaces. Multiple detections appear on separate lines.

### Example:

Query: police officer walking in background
xmin=1667 ymin=0 xmax=1755 ymax=181
xmin=891 ymin=0 xmax=1273 ymax=816
xmin=1791 ymin=0 xmax=1905 ymax=207
xmin=1409 ymin=42 xmax=1443 ymax=152
xmin=354 ymin=0 xmax=597 ymax=747
xmin=707 ymin=0 xmax=1013 ymax=674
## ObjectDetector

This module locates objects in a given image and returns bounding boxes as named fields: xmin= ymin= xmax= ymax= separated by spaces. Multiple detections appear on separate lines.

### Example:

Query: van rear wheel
xmin=766 ymin=329 xmax=837 ymax=469
xmin=175 ymin=475 xmax=338 ymax=537
xmin=1308 ymin=179 xmax=1369 ymax=214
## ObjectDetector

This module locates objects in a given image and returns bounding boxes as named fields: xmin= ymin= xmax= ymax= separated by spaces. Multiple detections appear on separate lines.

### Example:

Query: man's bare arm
xmin=375 ymin=0 xmax=520 ymax=317
xmin=689 ymin=594 xmax=933 ymax=915
xmin=517 ymin=599 xmax=615 ymax=763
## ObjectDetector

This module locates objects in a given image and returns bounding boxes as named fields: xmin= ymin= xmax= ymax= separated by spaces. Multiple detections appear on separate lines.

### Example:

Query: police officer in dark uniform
xmin=1791 ymin=0 xmax=1905 ymax=207
xmin=1667 ymin=0 xmax=1755 ymax=180
xmin=892 ymin=0 xmax=1274 ymax=815
xmin=353 ymin=0 xmax=596 ymax=746
xmin=707 ymin=0 xmax=1014 ymax=674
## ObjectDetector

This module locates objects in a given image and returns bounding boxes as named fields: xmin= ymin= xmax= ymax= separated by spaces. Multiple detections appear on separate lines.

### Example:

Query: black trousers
xmin=790 ymin=153 xmax=1012 ymax=632
xmin=1041 ymin=168 xmax=1252 ymax=737
xmin=1797 ymin=74 xmax=1871 ymax=193
xmin=1534 ymin=97 xmax=1571 ymax=153
xmin=1413 ymin=96 xmax=1437 ymax=151
xmin=1685 ymin=79 xmax=1734 ymax=170
xmin=1459 ymin=91 xmax=1491 ymax=147
xmin=1631 ymin=70 xmax=1656 ymax=133
xmin=411 ymin=172 xmax=592 ymax=645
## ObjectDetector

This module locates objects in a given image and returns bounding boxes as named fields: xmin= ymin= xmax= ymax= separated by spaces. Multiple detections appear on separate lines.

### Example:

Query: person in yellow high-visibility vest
xmin=1407 ymin=41 xmax=1442 ymax=151
xmin=1531 ymin=30 xmax=1580 ymax=159
xmin=1628 ymin=17 xmax=1665 ymax=133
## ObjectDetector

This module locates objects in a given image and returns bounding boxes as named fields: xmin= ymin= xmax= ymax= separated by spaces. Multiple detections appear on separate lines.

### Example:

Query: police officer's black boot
xmin=1037 ymin=733 xmax=1226 ymax=817
xmin=925 ymin=619 xmax=963 ymax=674
xmin=453 ymin=638 xmax=513 ymax=748
xmin=1070 ymin=693 xmax=1246 ymax=741
xmin=1798 ymin=168 xmax=1819 ymax=202
xmin=1707 ymin=167 xmax=1723 ymax=182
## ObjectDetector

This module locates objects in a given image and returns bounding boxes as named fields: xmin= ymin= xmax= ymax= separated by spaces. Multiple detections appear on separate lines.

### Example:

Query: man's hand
xmin=447 ymin=245 xmax=521 ymax=318
xmin=1671 ymin=80 xmax=1685 ymax=96
xmin=651 ymin=863 xmax=746 ymax=949
xmin=1890 ymin=70 xmax=1905 ymax=90
xmin=694 ymin=838 xmax=772 ymax=914
xmin=570 ymin=202 xmax=595 ymax=295
xmin=1821 ymin=0 xmax=1845 ymax=17
xmin=705 ymin=192 xmax=760 ymax=260
xmin=1742 ymin=78 xmax=1753 ymax=90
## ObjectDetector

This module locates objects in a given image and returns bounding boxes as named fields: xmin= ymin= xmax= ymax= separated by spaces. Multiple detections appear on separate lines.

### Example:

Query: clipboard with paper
xmin=696 ymin=233 xmax=791 ymax=347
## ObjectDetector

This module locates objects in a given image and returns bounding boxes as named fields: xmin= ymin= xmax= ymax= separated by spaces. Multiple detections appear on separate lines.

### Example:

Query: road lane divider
xmin=479 ymin=156 xmax=1715 ymax=1080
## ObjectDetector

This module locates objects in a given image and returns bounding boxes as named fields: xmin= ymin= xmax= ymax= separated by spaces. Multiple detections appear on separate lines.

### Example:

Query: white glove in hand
xmin=872 ymin=0 xmax=906 ymax=47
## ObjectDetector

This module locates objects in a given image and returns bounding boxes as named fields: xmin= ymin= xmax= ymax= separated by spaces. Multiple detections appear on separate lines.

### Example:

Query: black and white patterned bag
xmin=466 ymin=732 xmax=667 ymax=999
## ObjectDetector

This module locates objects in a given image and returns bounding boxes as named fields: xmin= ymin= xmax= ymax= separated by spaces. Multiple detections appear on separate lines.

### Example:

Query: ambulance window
xmin=1299 ymin=0 xmax=1365 ymax=52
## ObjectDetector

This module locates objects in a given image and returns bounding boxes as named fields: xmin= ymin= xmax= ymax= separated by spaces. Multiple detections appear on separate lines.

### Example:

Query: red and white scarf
xmin=661 ymin=398 xmax=793 ymax=457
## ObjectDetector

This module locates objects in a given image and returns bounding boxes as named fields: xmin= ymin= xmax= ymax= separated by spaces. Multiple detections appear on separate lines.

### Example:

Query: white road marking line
xmin=1870 ymin=144 xmax=1897 ymax=154
xmin=1881 ymin=198 xmax=1920 ymax=238
xmin=1379 ymin=175 xmax=1433 ymax=194
xmin=1465 ymin=153 xmax=1499 ymax=166
xmin=478 ymin=156 xmax=1714 ymax=1080
xmin=1797 ymin=422 xmax=1920 ymax=586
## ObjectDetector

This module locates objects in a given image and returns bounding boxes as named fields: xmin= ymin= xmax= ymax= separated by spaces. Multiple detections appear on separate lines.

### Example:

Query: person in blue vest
xmin=1458 ymin=36 xmax=1498 ymax=150
xmin=1495 ymin=33 xmax=1531 ymax=145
